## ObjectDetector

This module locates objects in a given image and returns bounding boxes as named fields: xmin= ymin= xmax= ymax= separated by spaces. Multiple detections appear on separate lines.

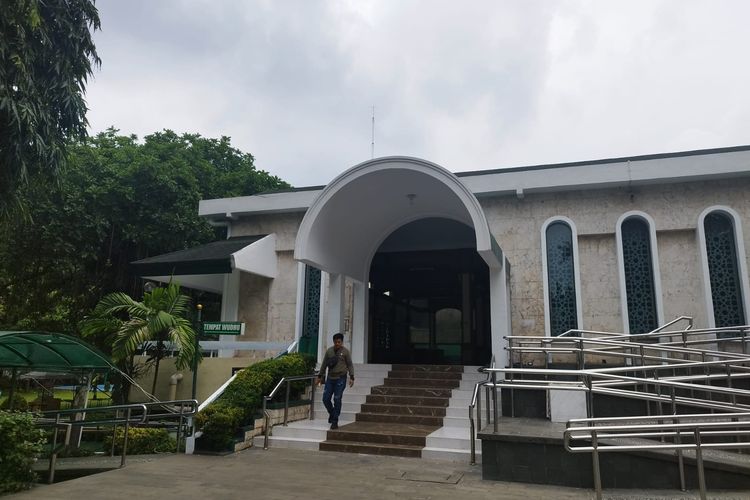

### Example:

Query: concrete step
xmin=387 ymin=370 xmax=464 ymax=380
xmin=252 ymin=435 xmax=320 ymax=451
xmin=370 ymin=386 xmax=453 ymax=398
xmin=365 ymin=394 xmax=450 ymax=407
xmin=356 ymin=412 xmax=443 ymax=426
xmin=320 ymin=440 xmax=423 ymax=458
xmin=360 ymin=403 xmax=447 ymax=417
xmin=383 ymin=378 xmax=460 ymax=389
xmin=425 ymin=426 xmax=474 ymax=451
xmin=314 ymin=401 xmax=362 ymax=414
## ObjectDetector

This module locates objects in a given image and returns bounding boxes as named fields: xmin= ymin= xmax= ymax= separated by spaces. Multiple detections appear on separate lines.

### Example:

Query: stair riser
xmin=366 ymin=395 xmax=450 ymax=407
xmin=319 ymin=442 xmax=422 ymax=458
xmin=360 ymin=404 xmax=447 ymax=417
xmin=387 ymin=371 xmax=463 ymax=380
xmin=391 ymin=364 xmax=465 ymax=373
xmin=370 ymin=386 xmax=453 ymax=398
xmin=327 ymin=430 xmax=426 ymax=446
xmin=356 ymin=412 xmax=443 ymax=426
xmin=383 ymin=379 xmax=460 ymax=388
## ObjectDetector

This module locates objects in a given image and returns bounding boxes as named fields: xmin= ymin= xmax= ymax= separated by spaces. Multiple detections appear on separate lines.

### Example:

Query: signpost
xmin=202 ymin=321 xmax=244 ymax=335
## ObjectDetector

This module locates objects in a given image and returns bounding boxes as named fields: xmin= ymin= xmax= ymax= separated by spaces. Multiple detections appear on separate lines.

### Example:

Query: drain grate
xmin=388 ymin=471 xmax=463 ymax=484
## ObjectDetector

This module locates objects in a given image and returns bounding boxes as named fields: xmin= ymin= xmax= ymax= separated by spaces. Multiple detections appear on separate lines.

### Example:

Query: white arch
xmin=295 ymin=156 xmax=501 ymax=282
xmin=615 ymin=211 xmax=664 ymax=333
xmin=697 ymin=205 xmax=750 ymax=328
xmin=541 ymin=216 xmax=583 ymax=337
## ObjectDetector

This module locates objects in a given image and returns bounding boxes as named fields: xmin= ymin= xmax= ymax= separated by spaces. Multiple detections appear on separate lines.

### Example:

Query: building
xmin=133 ymin=145 xmax=750 ymax=371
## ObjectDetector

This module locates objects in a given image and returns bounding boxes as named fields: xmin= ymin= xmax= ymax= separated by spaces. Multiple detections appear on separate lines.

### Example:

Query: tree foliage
xmin=0 ymin=0 xmax=100 ymax=216
xmin=0 ymin=129 xmax=290 ymax=333
xmin=81 ymin=282 xmax=198 ymax=396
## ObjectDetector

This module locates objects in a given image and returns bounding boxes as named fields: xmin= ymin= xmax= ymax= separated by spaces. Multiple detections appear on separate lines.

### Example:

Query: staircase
xmin=255 ymin=363 xmax=483 ymax=462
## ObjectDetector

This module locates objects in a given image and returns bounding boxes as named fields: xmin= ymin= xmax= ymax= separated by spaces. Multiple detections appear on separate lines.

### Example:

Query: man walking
xmin=317 ymin=333 xmax=355 ymax=429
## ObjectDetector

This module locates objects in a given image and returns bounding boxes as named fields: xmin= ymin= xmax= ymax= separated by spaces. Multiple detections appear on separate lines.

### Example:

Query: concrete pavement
xmin=9 ymin=447 xmax=750 ymax=499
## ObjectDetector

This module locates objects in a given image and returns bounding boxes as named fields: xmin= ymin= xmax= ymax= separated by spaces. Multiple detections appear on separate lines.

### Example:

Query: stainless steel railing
xmin=469 ymin=356 xmax=494 ymax=465
xmin=565 ymin=412 xmax=750 ymax=500
xmin=262 ymin=373 xmax=318 ymax=450
xmin=469 ymin=322 xmax=750 ymax=494
xmin=37 ymin=403 xmax=148 ymax=483
xmin=37 ymin=399 xmax=198 ymax=483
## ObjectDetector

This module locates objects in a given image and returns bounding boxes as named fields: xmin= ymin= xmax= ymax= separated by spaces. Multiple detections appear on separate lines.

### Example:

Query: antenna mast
xmin=371 ymin=106 xmax=375 ymax=159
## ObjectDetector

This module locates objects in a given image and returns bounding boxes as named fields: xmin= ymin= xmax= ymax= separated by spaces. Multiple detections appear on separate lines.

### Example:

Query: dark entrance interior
xmin=367 ymin=219 xmax=491 ymax=366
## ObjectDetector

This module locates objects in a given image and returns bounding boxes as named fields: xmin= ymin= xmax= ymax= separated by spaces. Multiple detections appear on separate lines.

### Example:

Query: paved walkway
xmin=10 ymin=447 xmax=750 ymax=499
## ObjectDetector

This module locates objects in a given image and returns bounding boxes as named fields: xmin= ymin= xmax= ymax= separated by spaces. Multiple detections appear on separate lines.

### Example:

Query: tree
xmin=81 ymin=282 xmax=197 ymax=397
xmin=0 ymin=0 xmax=100 ymax=216
xmin=0 ymin=129 xmax=290 ymax=333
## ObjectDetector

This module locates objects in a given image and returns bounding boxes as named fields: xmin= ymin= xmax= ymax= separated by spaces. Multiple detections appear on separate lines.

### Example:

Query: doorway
xmin=368 ymin=244 xmax=491 ymax=366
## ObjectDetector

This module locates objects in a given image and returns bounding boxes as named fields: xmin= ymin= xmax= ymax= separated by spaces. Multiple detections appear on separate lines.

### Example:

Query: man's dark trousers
xmin=322 ymin=376 xmax=347 ymax=425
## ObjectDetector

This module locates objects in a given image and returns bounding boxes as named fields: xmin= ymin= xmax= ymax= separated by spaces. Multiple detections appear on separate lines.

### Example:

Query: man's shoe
xmin=330 ymin=423 xmax=338 ymax=430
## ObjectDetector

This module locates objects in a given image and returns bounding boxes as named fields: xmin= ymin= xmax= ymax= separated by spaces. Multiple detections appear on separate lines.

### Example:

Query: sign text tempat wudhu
xmin=202 ymin=321 xmax=244 ymax=335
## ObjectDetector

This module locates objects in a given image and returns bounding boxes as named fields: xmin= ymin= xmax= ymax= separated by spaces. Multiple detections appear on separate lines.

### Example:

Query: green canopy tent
xmin=0 ymin=331 xmax=116 ymax=410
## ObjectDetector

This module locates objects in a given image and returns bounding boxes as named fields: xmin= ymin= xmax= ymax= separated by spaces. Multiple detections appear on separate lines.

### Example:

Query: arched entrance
xmin=295 ymin=157 xmax=508 ymax=366
xmin=368 ymin=218 xmax=492 ymax=365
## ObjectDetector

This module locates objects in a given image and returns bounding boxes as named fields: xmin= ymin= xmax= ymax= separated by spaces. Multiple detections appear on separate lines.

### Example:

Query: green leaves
xmin=0 ymin=129 xmax=290 ymax=334
xmin=82 ymin=282 xmax=198 ymax=371
xmin=0 ymin=0 xmax=101 ymax=216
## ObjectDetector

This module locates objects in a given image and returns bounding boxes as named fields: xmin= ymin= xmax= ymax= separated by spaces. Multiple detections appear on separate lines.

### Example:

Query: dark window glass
xmin=705 ymin=212 xmax=746 ymax=328
xmin=299 ymin=266 xmax=321 ymax=355
xmin=546 ymin=221 xmax=578 ymax=336
xmin=621 ymin=218 xmax=658 ymax=334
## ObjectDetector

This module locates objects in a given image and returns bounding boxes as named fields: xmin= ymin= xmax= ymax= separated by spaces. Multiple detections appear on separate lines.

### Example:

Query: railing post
xmin=591 ymin=429 xmax=602 ymax=500
xmin=110 ymin=409 xmax=118 ymax=457
xmin=585 ymin=375 xmax=594 ymax=418
xmin=484 ymin=384 xmax=490 ymax=425
xmin=477 ymin=383 xmax=482 ymax=431
xmin=492 ymin=371 xmax=498 ymax=434
xmin=309 ymin=375 xmax=316 ymax=421
xmin=283 ymin=380 xmax=291 ymax=426
xmin=175 ymin=403 xmax=185 ymax=453
xmin=121 ymin=408 xmax=131 ymax=468
xmin=47 ymin=414 xmax=61 ymax=484
xmin=671 ymin=388 xmax=686 ymax=491
xmin=263 ymin=397 xmax=270 ymax=450
xmin=694 ymin=429 xmax=707 ymax=500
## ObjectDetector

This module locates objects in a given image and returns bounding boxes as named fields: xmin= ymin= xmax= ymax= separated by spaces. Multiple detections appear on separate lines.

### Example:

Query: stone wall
xmin=482 ymin=177 xmax=750 ymax=337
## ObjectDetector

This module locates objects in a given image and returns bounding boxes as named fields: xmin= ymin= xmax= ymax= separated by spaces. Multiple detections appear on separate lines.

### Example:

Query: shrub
xmin=102 ymin=427 xmax=176 ymax=455
xmin=194 ymin=403 xmax=243 ymax=451
xmin=0 ymin=393 xmax=29 ymax=411
xmin=0 ymin=411 xmax=46 ymax=493
xmin=195 ymin=353 xmax=315 ymax=451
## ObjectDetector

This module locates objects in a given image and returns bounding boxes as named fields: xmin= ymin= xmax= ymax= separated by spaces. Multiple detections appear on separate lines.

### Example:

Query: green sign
xmin=202 ymin=321 xmax=244 ymax=335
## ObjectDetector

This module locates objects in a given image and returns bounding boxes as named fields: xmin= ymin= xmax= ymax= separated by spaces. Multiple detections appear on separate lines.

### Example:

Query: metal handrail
xmin=565 ymin=412 xmax=750 ymax=500
xmin=262 ymin=373 xmax=318 ymax=450
xmin=469 ymin=355 xmax=494 ymax=465
xmin=37 ymin=402 xmax=148 ymax=483
xmin=648 ymin=315 xmax=694 ymax=333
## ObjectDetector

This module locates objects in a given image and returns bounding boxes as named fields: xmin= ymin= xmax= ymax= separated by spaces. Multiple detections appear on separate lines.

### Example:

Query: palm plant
xmin=81 ymin=282 xmax=198 ymax=396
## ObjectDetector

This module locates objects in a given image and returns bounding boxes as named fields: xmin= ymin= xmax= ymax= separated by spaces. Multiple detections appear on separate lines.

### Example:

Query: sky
xmin=85 ymin=0 xmax=750 ymax=187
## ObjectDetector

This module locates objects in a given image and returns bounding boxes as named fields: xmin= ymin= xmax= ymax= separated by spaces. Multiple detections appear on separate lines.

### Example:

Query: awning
xmin=130 ymin=235 xmax=278 ymax=293
xmin=0 ymin=331 xmax=116 ymax=372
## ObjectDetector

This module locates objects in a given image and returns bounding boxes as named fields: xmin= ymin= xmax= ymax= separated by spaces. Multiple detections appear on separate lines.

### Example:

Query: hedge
xmin=195 ymin=353 xmax=315 ymax=451
xmin=0 ymin=411 xmax=46 ymax=493
xmin=103 ymin=427 xmax=176 ymax=455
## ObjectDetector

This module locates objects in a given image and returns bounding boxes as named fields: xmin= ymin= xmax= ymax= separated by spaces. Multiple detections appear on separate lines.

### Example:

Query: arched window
xmin=616 ymin=213 xmax=663 ymax=335
xmin=699 ymin=208 xmax=749 ymax=328
xmin=542 ymin=218 xmax=582 ymax=336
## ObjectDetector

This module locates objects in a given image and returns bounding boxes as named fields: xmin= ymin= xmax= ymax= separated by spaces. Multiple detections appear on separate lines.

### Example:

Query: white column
xmin=293 ymin=263 xmax=306 ymax=348
xmin=219 ymin=269 xmax=241 ymax=358
xmin=352 ymin=281 xmax=368 ymax=363
xmin=489 ymin=262 xmax=509 ymax=369
xmin=327 ymin=272 xmax=346 ymax=337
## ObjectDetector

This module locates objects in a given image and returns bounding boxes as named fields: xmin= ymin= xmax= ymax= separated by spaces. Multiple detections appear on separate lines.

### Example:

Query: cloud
xmin=86 ymin=0 xmax=750 ymax=187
